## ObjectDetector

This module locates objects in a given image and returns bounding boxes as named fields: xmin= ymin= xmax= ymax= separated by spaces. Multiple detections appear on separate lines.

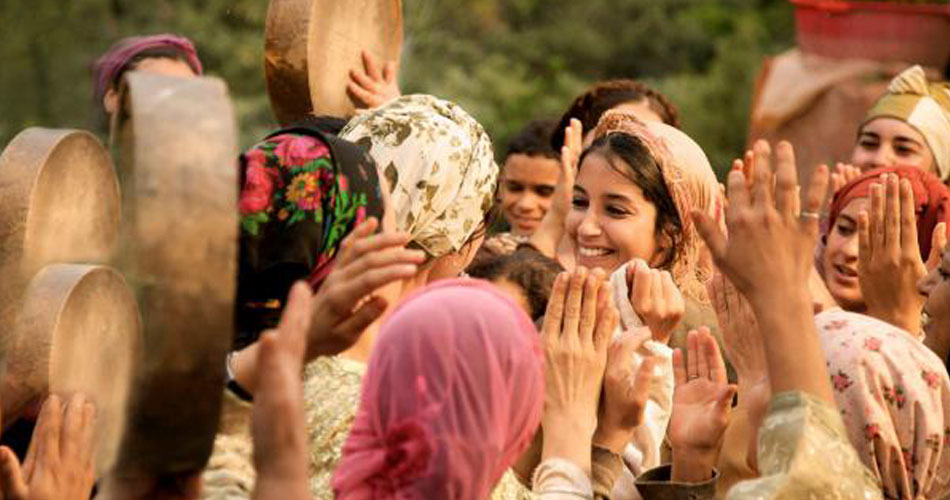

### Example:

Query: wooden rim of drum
xmin=111 ymin=71 xmax=238 ymax=476
xmin=3 ymin=264 xmax=141 ymax=474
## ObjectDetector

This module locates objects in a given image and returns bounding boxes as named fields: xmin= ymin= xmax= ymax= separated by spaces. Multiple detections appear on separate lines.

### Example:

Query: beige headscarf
xmin=340 ymin=94 xmax=499 ymax=258
xmin=864 ymin=65 xmax=950 ymax=181
xmin=593 ymin=111 xmax=722 ymax=303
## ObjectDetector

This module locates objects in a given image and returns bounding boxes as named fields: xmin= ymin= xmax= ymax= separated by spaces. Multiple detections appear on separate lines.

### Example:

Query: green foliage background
xmin=0 ymin=0 xmax=795 ymax=178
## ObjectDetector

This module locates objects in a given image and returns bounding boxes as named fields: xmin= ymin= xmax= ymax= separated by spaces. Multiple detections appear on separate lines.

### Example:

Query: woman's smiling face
xmin=565 ymin=151 xmax=664 ymax=273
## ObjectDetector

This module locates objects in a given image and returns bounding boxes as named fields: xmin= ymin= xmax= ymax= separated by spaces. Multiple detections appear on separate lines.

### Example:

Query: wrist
xmin=542 ymin=413 xmax=595 ymax=473
xmin=670 ymin=447 xmax=717 ymax=483
xmin=592 ymin=421 xmax=633 ymax=454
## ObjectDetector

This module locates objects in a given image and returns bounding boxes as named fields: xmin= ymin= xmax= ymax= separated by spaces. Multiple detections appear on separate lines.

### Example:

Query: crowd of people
xmin=2 ymin=30 xmax=950 ymax=500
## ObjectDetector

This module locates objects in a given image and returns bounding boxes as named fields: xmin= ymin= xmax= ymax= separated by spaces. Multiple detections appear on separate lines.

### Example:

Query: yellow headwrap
xmin=863 ymin=65 xmax=950 ymax=181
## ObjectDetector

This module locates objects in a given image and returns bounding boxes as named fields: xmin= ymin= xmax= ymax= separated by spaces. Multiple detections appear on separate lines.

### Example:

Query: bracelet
xmin=225 ymin=351 xmax=254 ymax=402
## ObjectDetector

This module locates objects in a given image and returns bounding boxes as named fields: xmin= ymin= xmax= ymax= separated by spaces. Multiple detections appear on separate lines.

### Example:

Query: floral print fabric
xmin=816 ymin=310 xmax=950 ymax=499
xmin=238 ymin=129 xmax=383 ymax=290
xmin=340 ymin=94 xmax=499 ymax=258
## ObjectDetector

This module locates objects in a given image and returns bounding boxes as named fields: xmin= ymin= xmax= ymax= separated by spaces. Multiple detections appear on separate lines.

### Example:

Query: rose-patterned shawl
xmin=235 ymin=126 xmax=383 ymax=338
xmin=817 ymin=309 xmax=950 ymax=499
xmin=340 ymin=95 xmax=499 ymax=259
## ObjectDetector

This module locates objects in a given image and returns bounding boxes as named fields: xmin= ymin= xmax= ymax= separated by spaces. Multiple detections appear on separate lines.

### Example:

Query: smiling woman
xmin=567 ymin=111 xmax=721 ymax=304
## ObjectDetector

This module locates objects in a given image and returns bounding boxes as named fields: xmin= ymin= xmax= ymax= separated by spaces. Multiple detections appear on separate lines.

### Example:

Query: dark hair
xmin=110 ymin=46 xmax=195 ymax=91
xmin=506 ymin=119 xmax=560 ymax=160
xmin=466 ymin=248 xmax=564 ymax=321
xmin=579 ymin=132 xmax=682 ymax=270
xmin=552 ymin=79 xmax=680 ymax=150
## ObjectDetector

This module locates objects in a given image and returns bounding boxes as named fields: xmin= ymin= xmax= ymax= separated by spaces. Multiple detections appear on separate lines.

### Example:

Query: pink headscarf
xmin=817 ymin=310 xmax=950 ymax=499
xmin=331 ymin=279 xmax=544 ymax=499
xmin=92 ymin=34 xmax=203 ymax=102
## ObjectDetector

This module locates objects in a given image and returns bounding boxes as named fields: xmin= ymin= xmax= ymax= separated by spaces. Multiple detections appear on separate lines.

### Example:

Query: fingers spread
xmin=672 ymin=348 xmax=687 ymax=387
xmin=802 ymin=163 xmax=829 ymax=236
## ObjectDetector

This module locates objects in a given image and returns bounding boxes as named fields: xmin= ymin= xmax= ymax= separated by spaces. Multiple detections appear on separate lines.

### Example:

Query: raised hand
xmin=540 ymin=267 xmax=614 ymax=473
xmin=626 ymin=259 xmax=684 ymax=344
xmin=830 ymin=162 xmax=862 ymax=194
xmin=251 ymin=279 xmax=311 ymax=500
xmin=305 ymin=217 xmax=425 ymax=359
xmin=593 ymin=328 xmax=655 ymax=454
xmin=693 ymin=139 xmax=834 ymax=403
xmin=857 ymin=173 xmax=927 ymax=334
xmin=706 ymin=271 xmax=765 ymax=384
xmin=347 ymin=50 xmax=401 ymax=110
xmin=694 ymin=140 xmax=827 ymax=307
xmin=669 ymin=328 xmax=736 ymax=483
xmin=0 ymin=394 xmax=96 ymax=500
xmin=530 ymin=119 xmax=582 ymax=258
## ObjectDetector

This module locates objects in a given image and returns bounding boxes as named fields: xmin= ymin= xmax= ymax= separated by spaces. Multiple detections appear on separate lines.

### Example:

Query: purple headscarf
xmin=92 ymin=34 xmax=203 ymax=102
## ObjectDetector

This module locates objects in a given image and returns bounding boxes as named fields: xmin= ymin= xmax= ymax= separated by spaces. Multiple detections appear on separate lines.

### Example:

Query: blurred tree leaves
xmin=0 ymin=0 xmax=794 ymax=177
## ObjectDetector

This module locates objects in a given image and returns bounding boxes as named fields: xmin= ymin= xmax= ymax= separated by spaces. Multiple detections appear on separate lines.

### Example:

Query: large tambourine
xmin=264 ymin=0 xmax=403 ymax=124
xmin=110 ymin=71 xmax=238 ymax=476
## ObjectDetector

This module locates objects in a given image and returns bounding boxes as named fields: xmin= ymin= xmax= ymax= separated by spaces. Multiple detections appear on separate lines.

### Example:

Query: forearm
xmin=750 ymin=291 xmax=834 ymax=405
xmin=529 ymin=210 xmax=567 ymax=259
xmin=230 ymin=345 xmax=260 ymax=395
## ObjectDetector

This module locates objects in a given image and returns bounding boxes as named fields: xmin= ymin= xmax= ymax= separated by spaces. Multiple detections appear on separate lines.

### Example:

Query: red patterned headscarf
xmin=92 ymin=34 xmax=203 ymax=102
xmin=828 ymin=166 xmax=950 ymax=260
xmin=332 ymin=279 xmax=544 ymax=499
xmin=235 ymin=126 xmax=383 ymax=342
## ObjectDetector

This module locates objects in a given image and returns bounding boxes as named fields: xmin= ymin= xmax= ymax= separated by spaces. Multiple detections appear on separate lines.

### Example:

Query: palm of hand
xmin=669 ymin=379 xmax=730 ymax=452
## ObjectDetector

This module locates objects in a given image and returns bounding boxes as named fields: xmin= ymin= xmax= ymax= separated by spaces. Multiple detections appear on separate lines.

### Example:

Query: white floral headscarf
xmin=340 ymin=95 xmax=499 ymax=258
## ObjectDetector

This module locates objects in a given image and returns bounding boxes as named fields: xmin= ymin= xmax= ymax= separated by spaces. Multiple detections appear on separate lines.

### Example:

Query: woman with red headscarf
xmin=819 ymin=166 xmax=950 ymax=337
xmin=92 ymin=34 xmax=203 ymax=121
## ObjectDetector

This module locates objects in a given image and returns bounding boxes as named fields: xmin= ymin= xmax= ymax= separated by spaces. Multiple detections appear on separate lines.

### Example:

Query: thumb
xmin=715 ymin=385 xmax=738 ymax=413
xmin=927 ymin=222 xmax=947 ymax=271
xmin=693 ymin=210 xmax=728 ymax=266
xmin=0 ymin=447 xmax=28 ymax=500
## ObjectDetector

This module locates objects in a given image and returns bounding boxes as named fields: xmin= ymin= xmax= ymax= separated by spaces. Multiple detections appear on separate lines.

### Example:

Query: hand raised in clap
xmin=669 ymin=328 xmax=736 ymax=483
xmin=858 ymin=173 xmax=941 ymax=334
xmin=626 ymin=259 xmax=684 ymax=344
xmin=306 ymin=217 xmax=426 ymax=359
xmin=693 ymin=140 xmax=834 ymax=403
xmin=540 ymin=267 xmax=614 ymax=474
xmin=0 ymin=394 xmax=96 ymax=500
xmin=593 ymin=328 xmax=655 ymax=454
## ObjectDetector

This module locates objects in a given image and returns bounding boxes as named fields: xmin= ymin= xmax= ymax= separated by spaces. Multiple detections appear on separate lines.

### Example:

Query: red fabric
xmin=332 ymin=279 xmax=544 ymax=499
xmin=92 ymin=34 xmax=202 ymax=102
xmin=828 ymin=166 xmax=950 ymax=260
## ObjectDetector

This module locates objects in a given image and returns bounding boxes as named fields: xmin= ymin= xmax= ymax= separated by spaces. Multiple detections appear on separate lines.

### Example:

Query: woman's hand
xmin=305 ymin=217 xmax=426 ymax=359
xmin=347 ymin=50 xmax=401 ymax=109
xmin=693 ymin=140 xmax=835 ymax=404
xmin=626 ymin=260 xmax=684 ymax=344
xmin=540 ymin=267 xmax=614 ymax=474
xmin=830 ymin=162 xmax=862 ymax=194
xmin=706 ymin=271 xmax=765 ymax=384
xmin=251 ymin=278 xmax=311 ymax=500
xmin=593 ymin=329 xmax=655 ymax=454
xmin=530 ymin=119 xmax=582 ymax=258
xmin=668 ymin=328 xmax=736 ymax=483
xmin=0 ymin=394 xmax=96 ymax=500
xmin=857 ymin=173 xmax=928 ymax=334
